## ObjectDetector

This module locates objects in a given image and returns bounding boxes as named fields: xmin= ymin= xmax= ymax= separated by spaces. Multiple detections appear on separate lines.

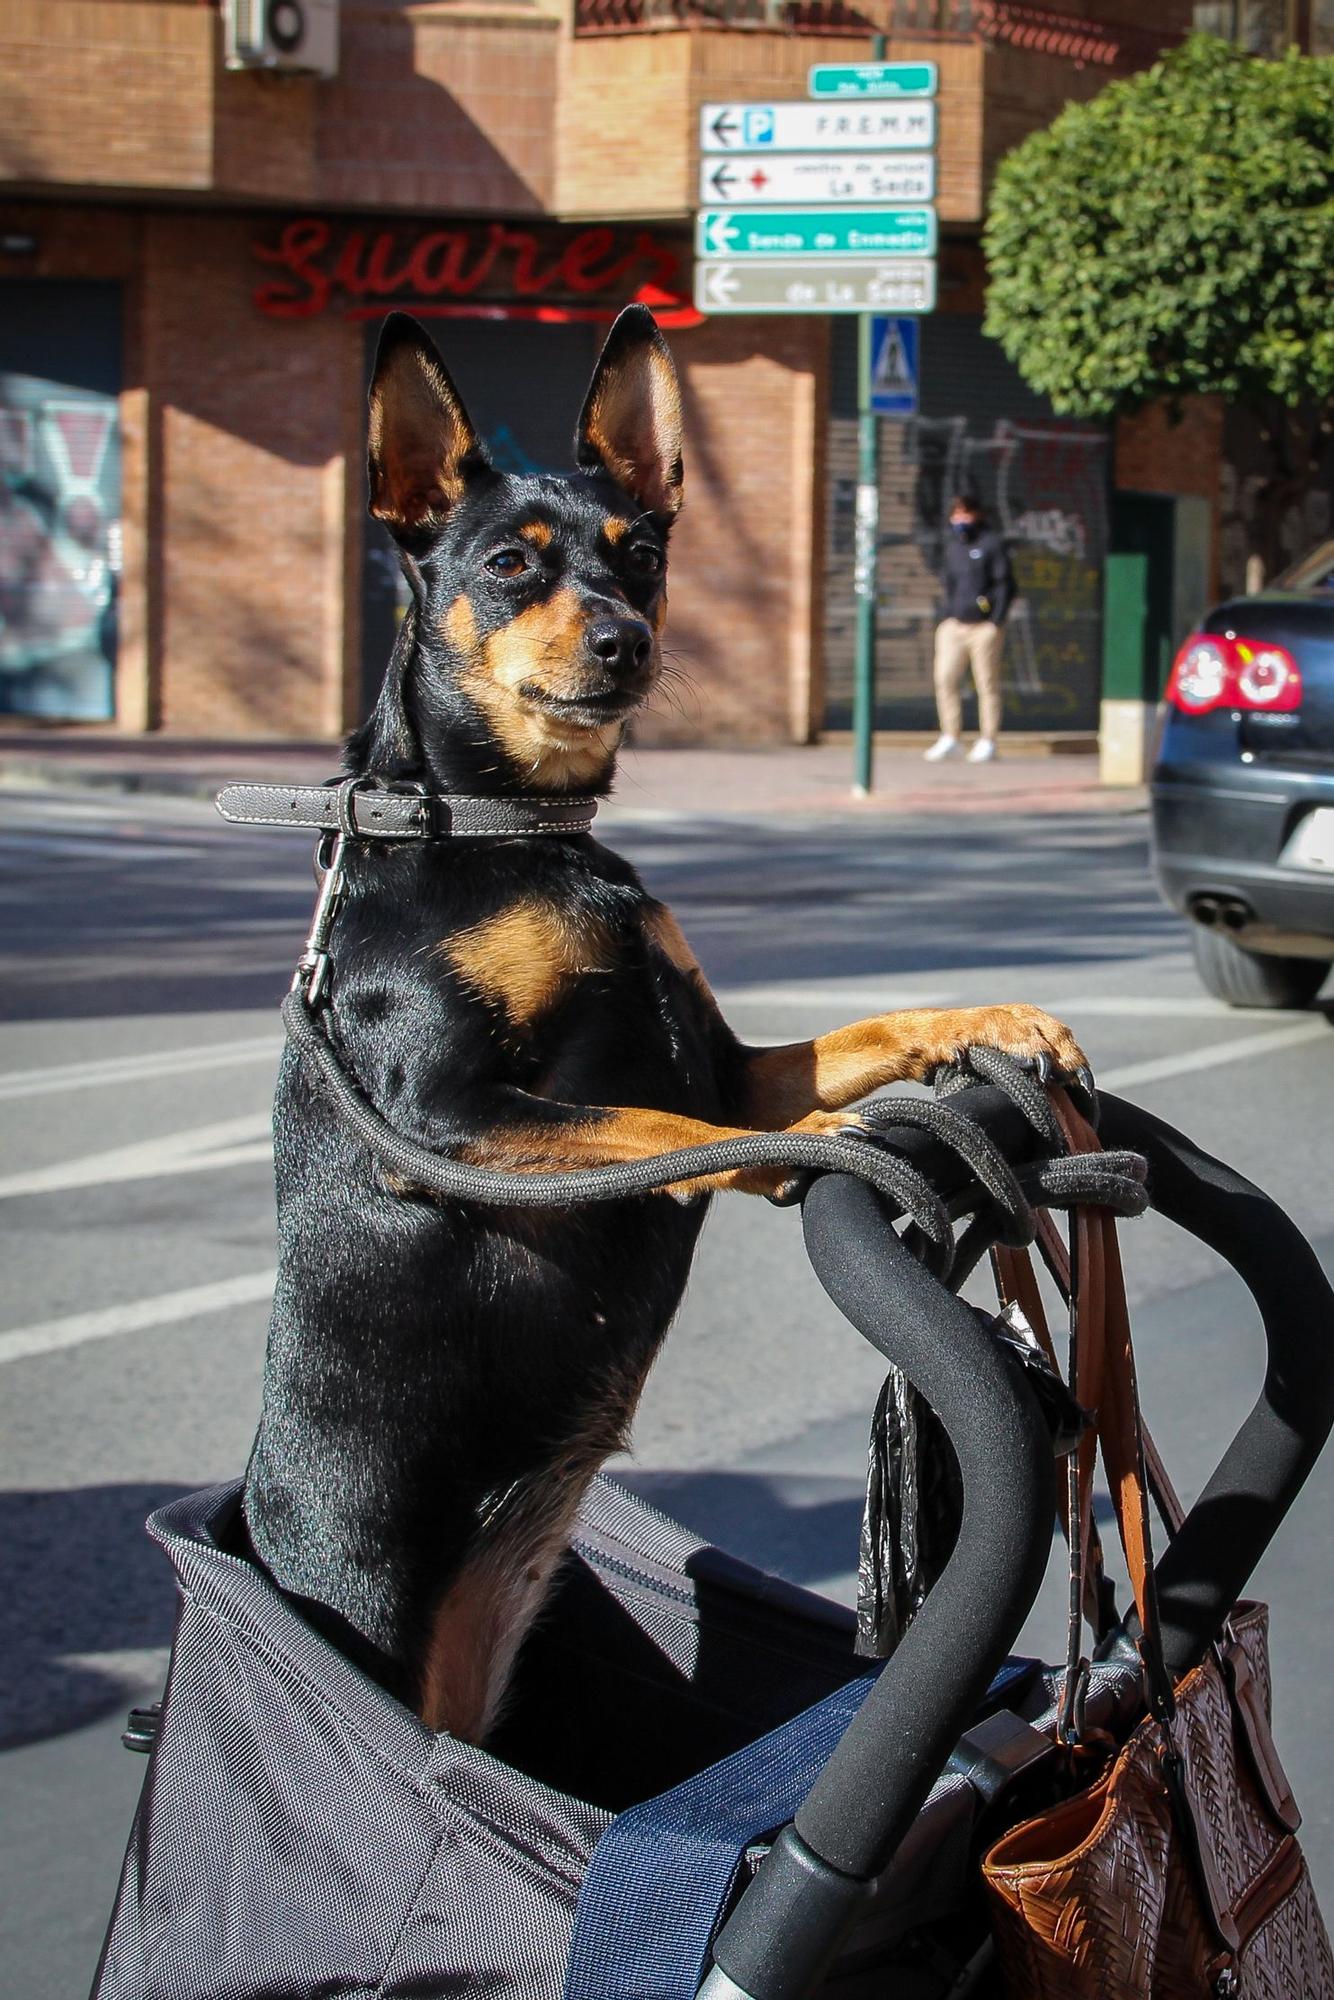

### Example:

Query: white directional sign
xmin=694 ymin=258 xmax=937 ymax=316
xmin=700 ymin=101 xmax=936 ymax=154
xmin=698 ymin=152 xmax=936 ymax=208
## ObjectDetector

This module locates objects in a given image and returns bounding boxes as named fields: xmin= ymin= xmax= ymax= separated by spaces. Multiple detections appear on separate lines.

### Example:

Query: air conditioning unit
xmin=223 ymin=0 xmax=339 ymax=78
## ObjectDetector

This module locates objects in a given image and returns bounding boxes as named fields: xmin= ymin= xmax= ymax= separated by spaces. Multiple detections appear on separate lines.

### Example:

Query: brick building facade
xmin=1 ymin=0 xmax=1206 ymax=746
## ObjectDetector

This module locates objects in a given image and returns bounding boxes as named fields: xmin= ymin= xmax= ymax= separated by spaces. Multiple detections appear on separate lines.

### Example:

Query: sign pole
xmin=852 ymin=311 xmax=879 ymax=798
xmin=850 ymin=31 xmax=888 ymax=800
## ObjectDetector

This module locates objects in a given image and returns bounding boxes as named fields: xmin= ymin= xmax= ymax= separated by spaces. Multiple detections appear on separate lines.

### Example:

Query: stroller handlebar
xmin=1097 ymin=1092 xmax=1334 ymax=1675
xmin=706 ymin=1081 xmax=1334 ymax=2000
xmin=710 ymin=1085 xmax=1058 ymax=2000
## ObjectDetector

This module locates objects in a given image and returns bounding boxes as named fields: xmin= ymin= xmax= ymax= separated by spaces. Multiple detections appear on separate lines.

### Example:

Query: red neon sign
xmin=253 ymin=219 xmax=702 ymax=328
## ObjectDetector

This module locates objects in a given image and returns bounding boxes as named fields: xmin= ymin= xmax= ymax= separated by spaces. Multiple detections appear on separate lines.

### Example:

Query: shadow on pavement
xmin=0 ymin=1483 xmax=188 ymax=1748
xmin=2 ymin=807 xmax=1177 ymax=1023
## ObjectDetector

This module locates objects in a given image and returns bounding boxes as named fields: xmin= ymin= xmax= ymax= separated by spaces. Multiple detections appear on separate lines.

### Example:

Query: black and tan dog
xmin=242 ymin=307 xmax=1086 ymax=1746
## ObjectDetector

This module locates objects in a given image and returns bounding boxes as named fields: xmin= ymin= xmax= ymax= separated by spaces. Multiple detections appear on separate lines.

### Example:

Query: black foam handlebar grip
xmin=1098 ymin=1093 xmax=1334 ymax=1676
xmin=711 ymin=1085 xmax=1058 ymax=1999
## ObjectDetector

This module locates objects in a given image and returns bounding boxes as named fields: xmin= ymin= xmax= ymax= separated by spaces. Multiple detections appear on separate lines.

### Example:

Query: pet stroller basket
xmin=90 ymin=1087 xmax=1334 ymax=2000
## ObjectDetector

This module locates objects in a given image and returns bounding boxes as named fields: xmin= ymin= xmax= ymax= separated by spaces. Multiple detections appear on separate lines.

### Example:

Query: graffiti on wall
xmin=905 ymin=416 xmax=1107 ymax=724
xmin=0 ymin=377 xmax=119 ymax=719
xmin=825 ymin=412 xmax=1108 ymax=732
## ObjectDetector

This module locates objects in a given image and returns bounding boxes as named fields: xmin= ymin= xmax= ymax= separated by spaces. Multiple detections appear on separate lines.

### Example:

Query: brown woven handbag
xmin=980 ymin=1096 xmax=1334 ymax=2000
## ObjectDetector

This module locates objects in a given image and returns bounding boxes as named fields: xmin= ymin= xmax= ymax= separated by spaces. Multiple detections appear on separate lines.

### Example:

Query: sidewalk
xmin=0 ymin=729 xmax=1145 ymax=819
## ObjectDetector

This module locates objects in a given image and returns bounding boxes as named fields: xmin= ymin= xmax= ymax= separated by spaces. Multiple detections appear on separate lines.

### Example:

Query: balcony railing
xmin=573 ymin=0 xmax=1185 ymax=67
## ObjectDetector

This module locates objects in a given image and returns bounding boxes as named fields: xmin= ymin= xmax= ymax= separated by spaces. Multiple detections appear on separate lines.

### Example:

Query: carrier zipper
xmin=569 ymin=1522 xmax=864 ymax=1679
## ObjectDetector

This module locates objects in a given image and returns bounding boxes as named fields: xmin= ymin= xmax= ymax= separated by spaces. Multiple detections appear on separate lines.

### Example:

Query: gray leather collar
xmin=215 ymin=780 xmax=599 ymax=842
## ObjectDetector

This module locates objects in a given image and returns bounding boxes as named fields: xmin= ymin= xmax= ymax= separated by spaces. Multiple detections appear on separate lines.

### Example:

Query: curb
xmin=0 ymin=749 xmax=1147 ymax=821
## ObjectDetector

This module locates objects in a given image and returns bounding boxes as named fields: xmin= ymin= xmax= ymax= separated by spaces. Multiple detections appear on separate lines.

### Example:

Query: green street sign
xmin=808 ymin=62 xmax=938 ymax=100
xmin=695 ymin=208 xmax=937 ymax=260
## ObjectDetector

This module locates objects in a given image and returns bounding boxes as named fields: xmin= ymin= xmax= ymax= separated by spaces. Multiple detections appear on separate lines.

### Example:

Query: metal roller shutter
xmin=824 ymin=313 xmax=1109 ymax=735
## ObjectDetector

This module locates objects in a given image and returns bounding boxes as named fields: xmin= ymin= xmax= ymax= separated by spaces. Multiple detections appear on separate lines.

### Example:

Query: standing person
xmin=925 ymin=492 xmax=1015 ymax=764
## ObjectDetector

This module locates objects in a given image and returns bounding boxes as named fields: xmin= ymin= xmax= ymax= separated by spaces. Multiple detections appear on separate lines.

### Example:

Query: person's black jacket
xmin=940 ymin=524 xmax=1014 ymax=625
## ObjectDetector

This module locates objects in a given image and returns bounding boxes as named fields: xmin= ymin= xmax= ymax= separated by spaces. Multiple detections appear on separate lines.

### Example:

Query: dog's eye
xmin=485 ymin=548 xmax=528 ymax=578
xmin=628 ymin=544 xmax=664 ymax=576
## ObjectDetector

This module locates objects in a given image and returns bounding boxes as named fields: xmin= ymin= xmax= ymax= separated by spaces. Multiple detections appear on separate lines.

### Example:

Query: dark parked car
xmin=1152 ymin=539 xmax=1334 ymax=1007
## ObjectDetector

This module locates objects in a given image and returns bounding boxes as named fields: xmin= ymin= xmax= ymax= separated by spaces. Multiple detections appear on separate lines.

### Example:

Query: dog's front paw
xmin=925 ymin=1003 xmax=1087 ymax=1082
xmin=760 ymin=1109 xmax=874 ymax=1205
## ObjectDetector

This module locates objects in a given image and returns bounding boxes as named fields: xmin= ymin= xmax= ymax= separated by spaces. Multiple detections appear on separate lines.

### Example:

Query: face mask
xmin=950 ymin=519 xmax=975 ymax=539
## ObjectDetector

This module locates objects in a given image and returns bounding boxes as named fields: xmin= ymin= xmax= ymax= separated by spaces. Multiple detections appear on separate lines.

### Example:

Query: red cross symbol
xmin=747 ymin=167 xmax=769 ymax=192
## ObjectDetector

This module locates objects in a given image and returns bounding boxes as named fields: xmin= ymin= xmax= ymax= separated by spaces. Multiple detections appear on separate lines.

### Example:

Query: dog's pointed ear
xmin=368 ymin=313 xmax=489 ymax=540
xmin=575 ymin=306 xmax=683 ymax=523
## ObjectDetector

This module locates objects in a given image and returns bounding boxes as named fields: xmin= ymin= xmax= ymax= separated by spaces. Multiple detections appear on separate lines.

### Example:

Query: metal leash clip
xmin=293 ymin=778 xmax=370 ymax=1005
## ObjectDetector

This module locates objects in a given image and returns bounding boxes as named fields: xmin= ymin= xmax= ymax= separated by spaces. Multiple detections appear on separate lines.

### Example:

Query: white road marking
xmin=1048 ymin=996 xmax=1239 ymax=1018
xmin=717 ymin=982 xmax=958 ymax=1009
xmin=0 ymin=1270 xmax=276 ymax=1366
xmin=1098 ymin=1017 xmax=1330 ymax=1091
xmin=0 ymin=1035 xmax=282 ymax=1101
xmin=0 ymin=1113 xmax=272 ymax=1199
xmin=2 ymin=1005 xmax=1326 ymax=1203
xmin=2 ymin=1016 xmax=1328 ymax=1362
xmin=0 ymin=830 xmax=203 ymax=861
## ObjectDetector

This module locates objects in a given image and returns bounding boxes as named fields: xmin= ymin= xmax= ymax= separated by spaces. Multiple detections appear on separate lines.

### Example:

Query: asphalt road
xmin=3 ymin=783 xmax=1333 ymax=1996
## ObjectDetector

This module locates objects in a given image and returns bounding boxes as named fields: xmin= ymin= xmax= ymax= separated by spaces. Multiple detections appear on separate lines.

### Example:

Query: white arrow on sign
xmin=700 ymin=101 xmax=936 ymax=153
xmin=693 ymin=257 xmax=937 ymax=316
xmin=703 ymin=214 xmax=740 ymax=255
xmin=699 ymin=153 xmax=936 ymax=207
xmin=703 ymin=265 xmax=741 ymax=305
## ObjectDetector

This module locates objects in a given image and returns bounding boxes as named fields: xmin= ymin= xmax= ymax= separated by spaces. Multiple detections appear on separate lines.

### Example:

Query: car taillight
xmin=1167 ymin=637 xmax=1231 ymax=709
xmin=1164 ymin=633 xmax=1302 ymax=714
xmin=1234 ymin=640 xmax=1301 ymax=708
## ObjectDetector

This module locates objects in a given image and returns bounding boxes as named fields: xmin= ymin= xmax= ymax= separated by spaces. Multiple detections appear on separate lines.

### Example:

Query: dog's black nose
xmin=586 ymin=618 xmax=653 ymax=679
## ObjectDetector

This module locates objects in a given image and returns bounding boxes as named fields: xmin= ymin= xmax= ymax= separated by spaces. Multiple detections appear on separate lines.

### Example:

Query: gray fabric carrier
xmin=91 ymin=1476 xmax=1141 ymax=2000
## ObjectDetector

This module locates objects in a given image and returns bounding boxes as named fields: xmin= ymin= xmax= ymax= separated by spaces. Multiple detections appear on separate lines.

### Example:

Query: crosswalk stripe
xmin=0 ymin=1114 xmax=272 ymax=1199
xmin=1098 ymin=1016 xmax=1329 ymax=1091
xmin=0 ymin=1035 xmax=281 ymax=1101
xmin=0 ymin=1270 xmax=277 ymax=1366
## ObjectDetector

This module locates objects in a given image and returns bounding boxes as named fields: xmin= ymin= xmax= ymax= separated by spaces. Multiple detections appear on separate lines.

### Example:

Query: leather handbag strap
xmin=1049 ymin=1092 xmax=1177 ymax=1721
xmin=995 ymin=1092 xmax=1177 ymax=1725
xmin=1001 ymin=1217 xmax=1186 ymax=1551
xmin=993 ymin=1237 xmax=1110 ymax=1650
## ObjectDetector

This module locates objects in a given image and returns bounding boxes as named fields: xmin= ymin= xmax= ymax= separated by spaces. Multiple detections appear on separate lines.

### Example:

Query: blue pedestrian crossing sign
xmin=868 ymin=314 xmax=919 ymax=418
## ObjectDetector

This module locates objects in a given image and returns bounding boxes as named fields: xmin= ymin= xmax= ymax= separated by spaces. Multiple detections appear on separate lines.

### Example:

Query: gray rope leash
xmin=933 ymin=1040 xmax=1068 ymax=1146
xmin=281 ymin=989 xmax=955 ymax=1243
xmin=280 ymin=992 xmax=1148 ymax=1272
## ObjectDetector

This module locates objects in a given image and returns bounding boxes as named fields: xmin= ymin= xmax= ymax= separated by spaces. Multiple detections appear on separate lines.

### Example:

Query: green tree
xmin=983 ymin=34 xmax=1334 ymax=575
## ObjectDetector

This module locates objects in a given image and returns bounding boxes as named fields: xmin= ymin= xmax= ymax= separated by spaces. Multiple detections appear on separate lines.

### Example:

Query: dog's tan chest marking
xmin=444 ymin=898 xmax=616 ymax=1030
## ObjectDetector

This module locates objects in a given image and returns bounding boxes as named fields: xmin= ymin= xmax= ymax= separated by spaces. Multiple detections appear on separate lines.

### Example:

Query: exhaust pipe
xmin=1190 ymin=895 xmax=1254 ymax=932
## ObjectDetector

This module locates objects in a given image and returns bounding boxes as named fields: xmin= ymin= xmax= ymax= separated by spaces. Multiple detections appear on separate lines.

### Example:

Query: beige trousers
xmin=933 ymin=617 xmax=1005 ymax=740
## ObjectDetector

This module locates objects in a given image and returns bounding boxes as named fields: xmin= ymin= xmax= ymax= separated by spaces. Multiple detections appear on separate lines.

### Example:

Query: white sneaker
xmin=924 ymin=734 xmax=960 ymax=762
xmin=967 ymin=738 xmax=998 ymax=763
